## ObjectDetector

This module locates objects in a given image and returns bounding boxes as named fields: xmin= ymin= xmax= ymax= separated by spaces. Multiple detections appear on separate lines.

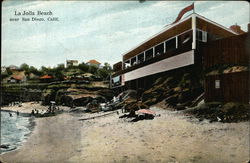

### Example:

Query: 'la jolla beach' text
xmin=10 ymin=10 xmax=59 ymax=22
xmin=15 ymin=10 xmax=53 ymax=16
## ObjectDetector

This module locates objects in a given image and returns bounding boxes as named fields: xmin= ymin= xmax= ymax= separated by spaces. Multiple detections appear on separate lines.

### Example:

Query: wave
xmin=0 ymin=111 xmax=35 ymax=154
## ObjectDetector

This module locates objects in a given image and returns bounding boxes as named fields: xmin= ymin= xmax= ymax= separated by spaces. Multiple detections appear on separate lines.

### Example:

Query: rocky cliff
xmin=1 ymin=81 xmax=113 ymax=107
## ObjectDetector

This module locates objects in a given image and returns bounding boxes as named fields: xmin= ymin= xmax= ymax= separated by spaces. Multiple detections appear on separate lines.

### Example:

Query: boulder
xmin=0 ymin=144 xmax=9 ymax=149
xmin=61 ymin=95 xmax=74 ymax=107
xmin=153 ymin=76 xmax=168 ymax=86
xmin=73 ymin=96 xmax=94 ymax=106
xmin=162 ymin=76 xmax=177 ymax=88
xmin=95 ymin=96 xmax=107 ymax=103
xmin=97 ymin=89 xmax=114 ymax=101
xmin=165 ymin=94 xmax=178 ymax=107
xmin=144 ymin=97 xmax=158 ymax=106
xmin=42 ymin=89 xmax=56 ymax=105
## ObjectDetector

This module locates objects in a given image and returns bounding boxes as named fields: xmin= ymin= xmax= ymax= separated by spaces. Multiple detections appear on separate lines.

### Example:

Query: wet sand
xmin=1 ymin=102 xmax=70 ymax=114
xmin=1 ymin=103 xmax=249 ymax=163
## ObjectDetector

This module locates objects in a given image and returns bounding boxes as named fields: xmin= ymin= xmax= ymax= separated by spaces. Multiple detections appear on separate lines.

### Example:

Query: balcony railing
xmin=113 ymin=40 xmax=193 ymax=77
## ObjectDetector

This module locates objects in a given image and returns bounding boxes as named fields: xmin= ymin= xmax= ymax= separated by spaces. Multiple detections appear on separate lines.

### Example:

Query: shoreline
xmin=0 ymin=110 xmax=36 ymax=155
xmin=1 ymin=102 xmax=249 ymax=163
xmin=0 ymin=109 xmax=31 ymax=117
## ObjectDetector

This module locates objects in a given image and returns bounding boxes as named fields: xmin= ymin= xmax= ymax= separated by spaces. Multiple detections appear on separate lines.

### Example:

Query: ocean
xmin=0 ymin=111 xmax=34 ymax=154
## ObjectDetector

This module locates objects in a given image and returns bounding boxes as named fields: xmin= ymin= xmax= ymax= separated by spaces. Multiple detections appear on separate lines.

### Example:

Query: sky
xmin=2 ymin=1 xmax=249 ymax=69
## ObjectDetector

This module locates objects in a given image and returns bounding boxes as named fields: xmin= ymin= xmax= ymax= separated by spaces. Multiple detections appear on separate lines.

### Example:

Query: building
xmin=40 ymin=75 xmax=54 ymax=83
xmin=111 ymin=12 xmax=246 ymax=97
xmin=66 ymin=60 xmax=78 ymax=67
xmin=86 ymin=59 xmax=101 ymax=67
xmin=7 ymin=75 xmax=27 ymax=83
xmin=204 ymin=33 xmax=249 ymax=104
xmin=1 ymin=66 xmax=7 ymax=73
xmin=8 ymin=65 xmax=19 ymax=71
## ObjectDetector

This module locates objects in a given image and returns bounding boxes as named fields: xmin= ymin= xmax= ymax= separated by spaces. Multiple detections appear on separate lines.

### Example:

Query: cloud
xmin=2 ymin=1 xmax=249 ymax=68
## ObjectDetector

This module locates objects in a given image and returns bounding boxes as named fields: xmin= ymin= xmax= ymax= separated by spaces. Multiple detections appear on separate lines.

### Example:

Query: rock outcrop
xmin=141 ymin=70 xmax=203 ymax=109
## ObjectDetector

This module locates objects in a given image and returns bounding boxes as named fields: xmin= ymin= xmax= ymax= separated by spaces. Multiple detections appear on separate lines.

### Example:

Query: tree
xmin=56 ymin=64 xmax=65 ymax=71
xmin=97 ymin=68 xmax=109 ymax=80
xmin=6 ymin=67 xmax=13 ymax=76
xmin=88 ymin=65 xmax=98 ymax=74
xmin=54 ymin=70 xmax=64 ymax=80
xmin=78 ymin=63 xmax=89 ymax=73
xmin=97 ymin=63 xmax=113 ymax=80
xmin=40 ymin=66 xmax=49 ymax=75
xmin=103 ymin=62 xmax=112 ymax=71
xmin=29 ymin=66 xmax=42 ymax=76
xmin=20 ymin=63 xmax=29 ymax=71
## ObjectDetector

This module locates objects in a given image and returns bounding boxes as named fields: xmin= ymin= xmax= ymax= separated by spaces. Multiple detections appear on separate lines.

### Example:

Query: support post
xmin=164 ymin=41 xmax=166 ymax=53
xmin=153 ymin=47 xmax=155 ymax=58
xmin=192 ymin=14 xmax=196 ymax=50
xmin=176 ymin=36 xmax=178 ymax=49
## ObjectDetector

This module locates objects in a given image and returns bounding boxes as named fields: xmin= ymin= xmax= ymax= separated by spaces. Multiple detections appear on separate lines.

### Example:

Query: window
xmin=178 ymin=30 xmax=192 ymax=47
xmin=124 ymin=60 xmax=130 ymax=69
xmin=182 ymin=33 xmax=192 ymax=44
xmin=155 ymin=43 xmax=164 ymax=56
xmin=112 ymin=76 xmax=121 ymax=86
xmin=138 ymin=53 xmax=144 ymax=64
xmin=208 ymin=33 xmax=221 ymax=41
xmin=165 ymin=37 xmax=176 ymax=51
xmin=196 ymin=29 xmax=207 ymax=42
xmin=215 ymin=80 xmax=220 ymax=89
xmin=145 ymin=48 xmax=153 ymax=61
xmin=131 ymin=57 xmax=137 ymax=66
xmin=113 ymin=76 xmax=120 ymax=83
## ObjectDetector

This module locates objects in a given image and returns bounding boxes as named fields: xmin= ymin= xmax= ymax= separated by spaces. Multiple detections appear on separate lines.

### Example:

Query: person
xmin=48 ymin=105 xmax=52 ymax=112
xmin=9 ymin=112 xmax=13 ymax=117
xmin=113 ymin=96 xmax=116 ymax=102
xmin=31 ymin=110 xmax=35 ymax=115
xmin=16 ymin=110 xmax=19 ymax=116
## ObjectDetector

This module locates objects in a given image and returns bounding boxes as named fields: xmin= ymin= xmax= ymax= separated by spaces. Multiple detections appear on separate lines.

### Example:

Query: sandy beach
xmin=1 ymin=102 xmax=249 ymax=163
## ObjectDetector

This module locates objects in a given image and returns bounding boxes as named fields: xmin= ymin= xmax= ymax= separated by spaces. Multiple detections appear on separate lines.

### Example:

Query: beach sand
xmin=1 ymin=103 xmax=249 ymax=163
xmin=1 ymin=102 xmax=70 ymax=114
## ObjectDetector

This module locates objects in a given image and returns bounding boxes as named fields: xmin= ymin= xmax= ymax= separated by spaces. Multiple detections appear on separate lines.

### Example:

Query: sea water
xmin=0 ymin=111 xmax=34 ymax=154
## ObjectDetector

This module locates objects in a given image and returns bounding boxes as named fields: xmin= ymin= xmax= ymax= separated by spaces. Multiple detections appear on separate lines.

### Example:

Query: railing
xmin=113 ymin=41 xmax=192 ymax=77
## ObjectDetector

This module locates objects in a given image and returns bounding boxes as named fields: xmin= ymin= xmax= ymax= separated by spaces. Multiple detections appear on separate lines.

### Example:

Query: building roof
xmin=87 ymin=59 xmax=101 ymax=65
xmin=40 ymin=75 xmax=53 ymax=79
xmin=10 ymin=71 xmax=26 ymax=80
xmin=229 ymin=25 xmax=246 ymax=34
xmin=122 ymin=13 xmax=238 ymax=60
xmin=8 ymin=65 xmax=19 ymax=70
xmin=11 ymin=75 xmax=23 ymax=80
xmin=67 ymin=60 xmax=78 ymax=62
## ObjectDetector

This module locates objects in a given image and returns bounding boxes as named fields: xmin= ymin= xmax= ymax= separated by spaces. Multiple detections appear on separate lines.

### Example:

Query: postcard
xmin=1 ymin=1 xmax=249 ymax=163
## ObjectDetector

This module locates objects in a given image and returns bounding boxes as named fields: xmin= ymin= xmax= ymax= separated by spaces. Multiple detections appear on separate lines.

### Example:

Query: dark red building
xmin=111 ymin=12 xmax=248 ymax=104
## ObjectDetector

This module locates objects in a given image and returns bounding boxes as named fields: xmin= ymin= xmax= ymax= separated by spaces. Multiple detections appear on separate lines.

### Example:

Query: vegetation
xmin=1 ymin=67 xmax=13 ymax=79
xmin=2 ymin=62 xmax=113 ymax=82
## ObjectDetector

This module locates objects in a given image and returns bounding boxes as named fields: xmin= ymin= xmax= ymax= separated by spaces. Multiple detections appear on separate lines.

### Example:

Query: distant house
xmin=7 ymin=75 xmax=26 ymax=83
xmin=40 ymin=75 xmax=54 ymax=82
xmin=1 ymin=66 xmax=7 ymax=73
xmin=66 ymin=60 xmax=78 ymax=67
xmin=86 ymin=59 xmax=101 ymax=67
xmin=8 ymin=65 xmax=19 ymax=71
xmin=29 ymin=73 xmax=39 ymax=80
